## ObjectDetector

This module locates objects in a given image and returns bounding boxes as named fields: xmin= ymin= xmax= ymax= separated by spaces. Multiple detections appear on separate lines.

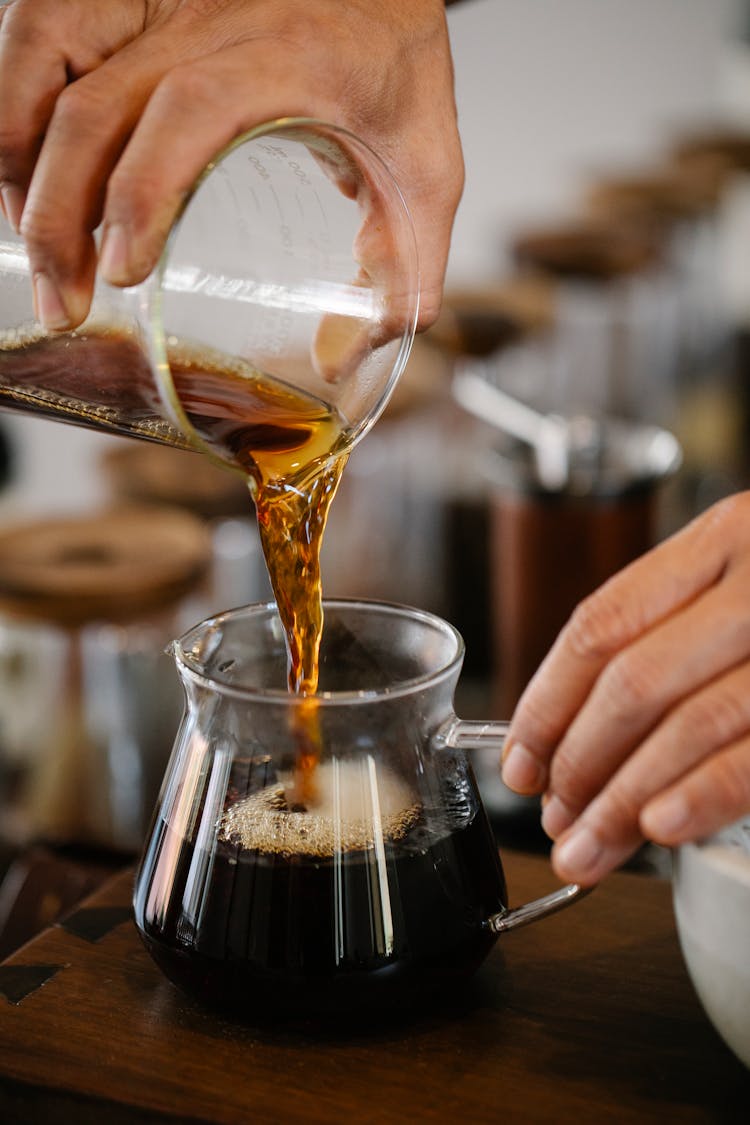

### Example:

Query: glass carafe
xmin=0 ymin=119 xmax=419 ymax=481
xmin=133 ymin=599 xmax=586 ymax=1022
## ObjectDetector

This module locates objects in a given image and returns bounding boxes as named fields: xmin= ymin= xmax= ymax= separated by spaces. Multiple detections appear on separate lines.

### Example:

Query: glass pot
xmin=133 ymin=599 xmax=587 ymax=1022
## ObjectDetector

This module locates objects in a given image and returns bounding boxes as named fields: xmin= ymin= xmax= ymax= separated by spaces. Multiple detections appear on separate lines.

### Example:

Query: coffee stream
xmin=162 ymin=337 xmax=351 ymax=807
xmin=0 ymin=323 xmax=349 ymax=803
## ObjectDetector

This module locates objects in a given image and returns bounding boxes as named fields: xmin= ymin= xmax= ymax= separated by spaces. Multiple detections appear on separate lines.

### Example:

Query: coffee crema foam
xmin=220 ymin=760 xmax=421 ymax=857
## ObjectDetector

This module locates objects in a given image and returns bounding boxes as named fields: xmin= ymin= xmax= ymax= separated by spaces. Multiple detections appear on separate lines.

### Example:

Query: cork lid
xmin=512 ymin=219 xmax=661 ymax=281
xmin=428 ymin=275 xmax=556 ymax=356
xmin=586 ymin=159 xmax=730 ymax=225
xmin=102 ymin=443 xmax=251 ymax=520
xmin=0 ymin=508 xmax=213 ymax=626
xmin=672 ymin=126 xmax=750 ymax=173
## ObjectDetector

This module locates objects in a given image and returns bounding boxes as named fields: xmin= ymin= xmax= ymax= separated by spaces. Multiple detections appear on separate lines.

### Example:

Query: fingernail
xmin=641 ymin=791 xmax=690 ymax=841
xmin=33 ymin=272 xmax=71 ymax=331
xmin=501 ymin=742 xmax=545 ymax=794
xmin=0 ymin=184 xmax=25 ymax=232
xmin=99 ymin=222 xmax=130 ymax=282
xmin=541 ymin=794 xmax=575 ymax=840
xmin=554 ymin=824 xmax=603 ymax=879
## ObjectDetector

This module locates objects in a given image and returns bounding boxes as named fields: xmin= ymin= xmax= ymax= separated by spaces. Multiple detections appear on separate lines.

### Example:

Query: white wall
xmin=446 ymin=0 xmax=744 ymax=281
xmin=0 ymin=0 xmax=746 ymax=514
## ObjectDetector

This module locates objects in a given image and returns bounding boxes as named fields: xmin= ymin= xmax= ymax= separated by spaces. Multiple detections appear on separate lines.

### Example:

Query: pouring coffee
xmin=133 ymin=600 xmax=587 ymax=1020
xmin=0 ymin=119 xmax=420 ymax=809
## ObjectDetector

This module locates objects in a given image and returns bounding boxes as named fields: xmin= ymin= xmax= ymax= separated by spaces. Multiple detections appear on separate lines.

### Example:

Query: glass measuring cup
xmin=133 ymin=599 xmax=587 ymax=1022
xmin=0 ymin=119 xmax=419 ymax=478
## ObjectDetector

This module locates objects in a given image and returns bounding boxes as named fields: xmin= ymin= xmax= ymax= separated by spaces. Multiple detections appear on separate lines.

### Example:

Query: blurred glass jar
xmin=484 ymin=416 xmax=682 ymax=714
xmin=511 ymin=217 xmax=677 ymax=427
xmin=585 ymin=156 xmax=734 ymax=388
xmin=427 ymin=277 xmax=557 ymax=681
xmin=0 ymin=507 xmax=211 ymax=853
xmin=586 ymin=156 xmax=748 ymax=516
xmin=670 ymin=126 xmax=750 ymax=489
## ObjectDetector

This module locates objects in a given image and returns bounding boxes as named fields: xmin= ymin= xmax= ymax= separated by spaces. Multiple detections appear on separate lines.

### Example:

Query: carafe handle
xmin=440 ymin=718 xmax=592 ymax=932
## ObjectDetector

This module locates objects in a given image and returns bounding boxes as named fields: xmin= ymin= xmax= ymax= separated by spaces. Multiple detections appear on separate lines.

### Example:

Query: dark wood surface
xmin=0 ymin=851 xmax=748 ymax=1124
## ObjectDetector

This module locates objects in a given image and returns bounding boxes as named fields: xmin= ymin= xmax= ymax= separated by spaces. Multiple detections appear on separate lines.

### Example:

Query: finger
xmin=0 ymin=0 xmax=142 ymax=231
xmin=548 ymin=661 xmax=750 ymax=883
xmin=551 ymin=738 xmax=750 ymax=886
xmin=101 ymin=41 xmax=459 ymax=341
xmin=312 ymin=135 xmax=457 ymax=380
xmin=501 ymin=494 xmax=750 ymax=795
xmin=97 ymin=46 xmax=322 ymax=289
xmin=19 ymin=21 xmax=210 ymax=330
xmin=641 ymin=738 xmax=750 ymax=845
xmin=99 ymin=39 xmax=425 ymax=370
xmin=392 ymin=152 xmax=462 ymax=336
xmin=541 ymin=555 xmax=750 ymax=836
xmin=0 ymin=0 xmax=70 ymax=229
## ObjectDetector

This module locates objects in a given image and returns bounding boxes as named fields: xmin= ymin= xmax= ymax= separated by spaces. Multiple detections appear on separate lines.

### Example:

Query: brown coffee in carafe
xmin=134 ymin=754 xmax=507 ymax=1019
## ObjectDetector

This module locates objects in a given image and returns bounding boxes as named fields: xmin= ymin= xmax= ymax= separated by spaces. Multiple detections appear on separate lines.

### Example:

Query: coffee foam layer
xmin=220 ymin=759 xmax=421 ymax=857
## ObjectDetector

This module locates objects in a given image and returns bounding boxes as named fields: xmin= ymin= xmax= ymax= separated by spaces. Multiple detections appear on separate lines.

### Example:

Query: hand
xmin=0 ymin=0 xmax=462 ymax=333
xmin=501 ymin=492 xmax=750 ymax=886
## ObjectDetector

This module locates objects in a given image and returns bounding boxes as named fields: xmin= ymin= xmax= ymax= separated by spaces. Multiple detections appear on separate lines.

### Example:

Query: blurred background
xmin=1 ymin=0 xmax=750 ymax=949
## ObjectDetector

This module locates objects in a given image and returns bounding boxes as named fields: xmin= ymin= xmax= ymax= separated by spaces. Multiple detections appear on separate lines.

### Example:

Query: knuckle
xmin=0 ymin=127 xmax=26 ymax=182
xmin=438 ymin=151 xmax=465 ymax=205
xmin=19 ymin=200 xmax=67 ymax=256
xmin=593 ymin=782 xmax=642 ymax=834
xmin=699 ymin=491 xmax=750 ymax=546
xmin=707 ymin=749 xmax=750 ymax=812
xmin=0 ymin=2 xmax=47 ymax=47
xmin=677 ymin=689 xmax=747 ymax=750
xmin=53 ymin=79 xmax=111 ymax=135
xmin=155 ymin=62 xmax=224 ymax=113
xmin=105 ymin=166 xmax=162 ymax=217
xmin=0 ymin=120 xmax=24 ymax=155
xmin=414 ymin=153 xmax=464 ymax=217
xmin=416 ymin=290 xmax=443 ymax=333
xmin=563 ymin=589 xmax=627 ymax=662
xmin=178 ymin=0 xmax=230 ymax=16
xmin=450 ymin=163 xmax=466 ymax=210
xmin=514 ymin=691 xmax=565 ymax=754
xmin=599 ymin=649 xmax=659 ymax=715
xmin=547 ymin=745 xmax=586 ymax=804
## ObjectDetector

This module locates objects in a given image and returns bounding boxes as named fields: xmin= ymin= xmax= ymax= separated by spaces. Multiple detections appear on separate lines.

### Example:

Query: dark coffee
xmin=133 ymin=757 xmax=507 ymax=1020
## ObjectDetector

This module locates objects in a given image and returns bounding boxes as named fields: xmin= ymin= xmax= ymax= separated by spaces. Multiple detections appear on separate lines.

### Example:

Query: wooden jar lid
xmin=511 ymin=219 xmax=661 ymax=282
xmin=586 ymin=160 xmax=730 ymax=225
xmin=0 ymin=508 xmax=213 ymax=627
xmin=672 ymin=127 xmax=750 ymax=172
xmin=102 ymin=443 xmax=252 ymax=520
xmin=428 ymin=276 xmax=556 ymax=357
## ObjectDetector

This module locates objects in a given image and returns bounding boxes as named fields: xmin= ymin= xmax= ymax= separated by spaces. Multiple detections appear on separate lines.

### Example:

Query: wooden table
xmin=0 ymin=851 xmax=747 ymax=1123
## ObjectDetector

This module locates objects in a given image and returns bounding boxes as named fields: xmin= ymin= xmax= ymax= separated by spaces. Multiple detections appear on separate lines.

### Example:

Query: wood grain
xmin=0 ymin=852 xmax=747 ymax=1124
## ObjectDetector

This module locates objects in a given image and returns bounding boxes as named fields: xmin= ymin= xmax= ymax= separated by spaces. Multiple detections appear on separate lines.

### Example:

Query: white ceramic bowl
xmin=672 ymin=818 xmax=750 ymax=1068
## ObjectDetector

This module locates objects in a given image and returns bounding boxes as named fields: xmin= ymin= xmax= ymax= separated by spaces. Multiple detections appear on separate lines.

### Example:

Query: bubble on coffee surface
xmin=220 ymin=759 xmax=421 ymax=857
